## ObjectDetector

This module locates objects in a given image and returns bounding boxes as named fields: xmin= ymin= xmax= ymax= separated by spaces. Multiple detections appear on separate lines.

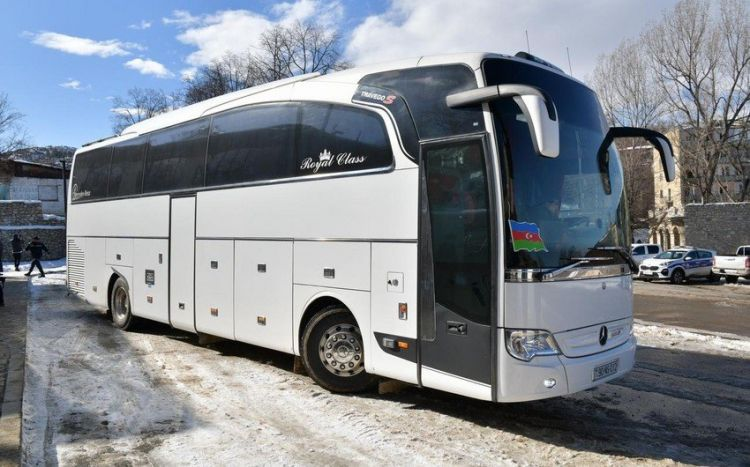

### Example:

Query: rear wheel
xmin=301 ymin=306 xmax=377 ymax=393
xmin=110 ymin=277 xmax=136 ymax=330
xmin=726 ymin=275 xmax=739 ymax=284
xmin=671 ymin=268 xmax=685 ymax=284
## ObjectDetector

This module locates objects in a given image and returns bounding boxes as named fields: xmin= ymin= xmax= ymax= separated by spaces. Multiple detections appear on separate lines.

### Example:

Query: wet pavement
xmin=633 ymin=280 xmax=750 ymax=337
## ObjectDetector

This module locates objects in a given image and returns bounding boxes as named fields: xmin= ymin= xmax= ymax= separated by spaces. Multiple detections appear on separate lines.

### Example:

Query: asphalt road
xmin=633 ymin=279 xmax=750 ymax=337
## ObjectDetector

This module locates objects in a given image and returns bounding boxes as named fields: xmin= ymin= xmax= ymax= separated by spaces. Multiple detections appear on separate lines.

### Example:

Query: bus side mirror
xmin=599 ymin=127 xmax=675 ymax=182
xmin=446 ymin=84 xmax=560 ymax=158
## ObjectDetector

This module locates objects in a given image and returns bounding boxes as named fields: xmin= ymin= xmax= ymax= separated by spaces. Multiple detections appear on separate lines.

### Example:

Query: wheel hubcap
xmin=319 ymin=324 xmax=364 ymax=377
xmin=113 ymin=287 xmax=129 ymax=322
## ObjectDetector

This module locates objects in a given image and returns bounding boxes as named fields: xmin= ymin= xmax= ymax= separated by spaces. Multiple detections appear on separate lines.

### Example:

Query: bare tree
xmin=183 ymin=21 xmax=349 ymax=105
xmin=111 ymin=87 xmax=176 ymax=133
xmin=0 ymin=93 xmax=28 ymax=156
xmin=645 ymin=0 xmax=750 ymax=202
xmin=590 ymin=40 xmax=666 ymax=227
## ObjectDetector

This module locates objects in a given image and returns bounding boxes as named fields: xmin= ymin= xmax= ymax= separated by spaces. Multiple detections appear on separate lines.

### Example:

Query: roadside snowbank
xmin=635 ymin=322 xmax=750 ymax=359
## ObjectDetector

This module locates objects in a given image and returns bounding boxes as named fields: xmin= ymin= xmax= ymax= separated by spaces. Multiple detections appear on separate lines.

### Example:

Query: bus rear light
xmin=505 ymin=329 xmax=560 ymax=362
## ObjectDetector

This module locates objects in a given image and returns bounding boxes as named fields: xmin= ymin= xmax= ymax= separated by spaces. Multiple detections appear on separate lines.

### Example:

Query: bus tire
xmin=110 ymin=277 xmax=136 ymax=330
xmin=301 ymin=305 xmax=377 ymax=393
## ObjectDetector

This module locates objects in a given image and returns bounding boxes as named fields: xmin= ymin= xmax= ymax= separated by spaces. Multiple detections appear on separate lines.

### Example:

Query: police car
xmin=637 ymin=246 xmax=716 ymax=284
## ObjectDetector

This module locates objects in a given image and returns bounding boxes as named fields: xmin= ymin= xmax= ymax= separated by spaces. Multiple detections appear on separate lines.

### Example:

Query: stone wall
xmin=0 ymin=200 xmax=66 ymax=261
xmin=684 ymin=202 xmax=750 ymax=255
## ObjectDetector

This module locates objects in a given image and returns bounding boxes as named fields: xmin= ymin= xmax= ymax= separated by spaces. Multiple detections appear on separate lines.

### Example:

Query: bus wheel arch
xmin=299 ymin=296 xmax=377 ymax=393
xmin=107 ymin=272 xmax=136 ymax=330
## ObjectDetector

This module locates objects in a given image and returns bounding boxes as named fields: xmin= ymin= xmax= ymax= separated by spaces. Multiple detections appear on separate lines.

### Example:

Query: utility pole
xmin=59 ymin=159 xmax=68 ymax=215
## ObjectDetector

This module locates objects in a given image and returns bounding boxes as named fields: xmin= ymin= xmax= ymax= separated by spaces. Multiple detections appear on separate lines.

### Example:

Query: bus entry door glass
xmin=419 ymin=138 xmax=493 ymax=385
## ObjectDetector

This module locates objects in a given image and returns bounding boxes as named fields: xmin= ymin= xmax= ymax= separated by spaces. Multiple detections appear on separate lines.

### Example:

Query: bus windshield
xmin=484 ymin=58 xmax=629 ymax=270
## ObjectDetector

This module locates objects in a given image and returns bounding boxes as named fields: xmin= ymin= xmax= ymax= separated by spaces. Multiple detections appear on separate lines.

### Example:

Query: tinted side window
xmin=143 ymin=119 xmax=209 ymax=193
xmin=206 ymin=104 xmax=297 ymax=186
xmin=108 ymin=137 xmax=146 ymax=197
xmin=647 ymin=245 xmax=660 ymax=254
xmin=632 ymin=246 xmax=645 ymax=255
xmin=296 ymin=103 xmax=392 ymax=176
xmin=71 ymin=147 xmax=111 ymax=202
xmin=360 ymin=65 xmax=484 ymax=139
xmin=699 ymin=250 xmax=712 ymax=259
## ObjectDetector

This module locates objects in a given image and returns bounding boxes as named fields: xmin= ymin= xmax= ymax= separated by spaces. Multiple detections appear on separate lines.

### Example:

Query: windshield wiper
xmin=542 ymin=256 xmax=611 ymax=281
xmin=589 ymin=246 xmax=638 ymax=273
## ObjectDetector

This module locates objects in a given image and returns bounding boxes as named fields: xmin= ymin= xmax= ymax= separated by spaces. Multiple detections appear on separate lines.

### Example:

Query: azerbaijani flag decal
xmin=508 ymin=220 xmax=548 ymax=252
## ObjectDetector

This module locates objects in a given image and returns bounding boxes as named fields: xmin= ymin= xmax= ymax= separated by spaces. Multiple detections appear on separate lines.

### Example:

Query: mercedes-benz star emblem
xmin=599 ymin=326 xmax=608 ymax=346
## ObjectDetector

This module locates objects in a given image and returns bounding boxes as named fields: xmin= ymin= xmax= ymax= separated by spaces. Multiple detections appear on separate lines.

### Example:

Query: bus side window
xmin=108 ymin=137 xmax=146 ymax=197
xmin=296 ymin=102 xmax=393 ymax=176
xmin=71 ymin=146 xmax=112 ymax=202
xmin=206 ymin=104 xmax=298 ymax=186
xmin=143 ymin=118 xmax=210 ymax=193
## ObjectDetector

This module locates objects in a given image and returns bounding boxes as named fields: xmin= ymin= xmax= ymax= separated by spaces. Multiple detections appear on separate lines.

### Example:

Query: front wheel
xmin=671 ymin=269 xmax=685 ymax=284
xmin=301 ymin=306 xmax=377 ymax=393
xmin=110 ymin=277 xmax=136 ymax=330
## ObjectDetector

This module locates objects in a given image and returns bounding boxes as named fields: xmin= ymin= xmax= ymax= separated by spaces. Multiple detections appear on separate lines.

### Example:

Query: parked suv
xmin=631 ymin=243 xmax=662 ymax=266
xmin=638 ymin=247 xmax=716 ymax=284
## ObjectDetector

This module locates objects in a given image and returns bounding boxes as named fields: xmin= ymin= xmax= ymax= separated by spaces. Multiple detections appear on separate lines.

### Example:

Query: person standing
xmin=11 ymin=234 xmax=24 ymax=271
xmin=24 ymin=236 xmax=49 ymax=277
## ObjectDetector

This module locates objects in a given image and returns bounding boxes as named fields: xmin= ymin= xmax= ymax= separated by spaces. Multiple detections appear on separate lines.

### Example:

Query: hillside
xmin=2 ymin=145 xmax=75 ymax=167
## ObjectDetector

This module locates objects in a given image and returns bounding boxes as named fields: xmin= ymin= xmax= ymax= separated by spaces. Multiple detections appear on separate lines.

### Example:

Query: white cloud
xmin=128 ymin=20 xmax=152 ymax=30
xmin=345 ymin=0 xmax=681 ymax=80
xmin=59 ymin=79 xmax=85 ymax=90
xmin=30 ymin=31 xmax=143 ymax=58
xmin=162 ymin=10 xmax=201 ymax=28
xmin=110 ymin=107 xmax=141 ymax=117
xmin=124 ymin=58 xmax=174 ymax=78
xmin=180 ymin=67 xmax=198 ymax=80
xmin=271 ymin=0 xmax=343 ymax=26
xmin=175 ymin=10 xmax=273 ymax=67
xmin=167 ymin=2 xmax=343 ymax=68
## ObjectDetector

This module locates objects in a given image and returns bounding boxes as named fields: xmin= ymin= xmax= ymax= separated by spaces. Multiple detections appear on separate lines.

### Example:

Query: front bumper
xmin=497 ymin=333 xmax=636 ymax=402
xmin=637 ymin=266 xmax=669 ymax=279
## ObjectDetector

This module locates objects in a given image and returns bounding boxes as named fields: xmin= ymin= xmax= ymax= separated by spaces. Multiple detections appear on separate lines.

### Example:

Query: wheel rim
xmin=318 ymin=323 xmax=365 ymax=377
xmin=675 ymin=271 xmax=684 ymax=282
xmin=113 ymin=286 xmax=129 ymax=322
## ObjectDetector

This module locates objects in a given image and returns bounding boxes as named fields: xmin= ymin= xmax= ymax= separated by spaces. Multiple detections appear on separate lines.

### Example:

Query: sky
xmin=0 ymin=0 xmax=681 ymax=148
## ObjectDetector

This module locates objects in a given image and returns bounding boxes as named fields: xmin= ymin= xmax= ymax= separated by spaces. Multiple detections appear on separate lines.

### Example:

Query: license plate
xmin=593 ymin=359 xmax=619 ymax=381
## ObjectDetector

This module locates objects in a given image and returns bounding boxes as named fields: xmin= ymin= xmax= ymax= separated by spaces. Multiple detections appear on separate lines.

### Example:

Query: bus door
xmin=169 ymin=195 xmax=197 ymax=332
xmin=418 ymin=136 xmax=496 ymax=399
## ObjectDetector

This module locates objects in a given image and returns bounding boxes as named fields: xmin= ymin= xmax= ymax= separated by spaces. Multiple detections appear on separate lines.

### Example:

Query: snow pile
xmin=635 ymin=322 xmax=750 ymax=359
xmin=42 ymin=214 xmax=66 ymax=222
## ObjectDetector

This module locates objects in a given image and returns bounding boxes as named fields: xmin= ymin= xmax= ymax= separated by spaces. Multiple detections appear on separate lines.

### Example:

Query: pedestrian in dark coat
xmin=11 ymin=234 xmax=23 ymax=271
xmin=24 ymin=236 xmax=49 ymax=277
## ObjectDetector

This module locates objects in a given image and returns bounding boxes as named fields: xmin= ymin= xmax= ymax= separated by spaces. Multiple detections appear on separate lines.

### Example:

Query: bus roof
xmin=82 ymin=51 xmax=579 ymax=151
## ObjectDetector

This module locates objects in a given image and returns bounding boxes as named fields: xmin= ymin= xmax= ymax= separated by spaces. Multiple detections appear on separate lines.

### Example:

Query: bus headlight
xmin=505 ymin=329 xmax=561 ymax=361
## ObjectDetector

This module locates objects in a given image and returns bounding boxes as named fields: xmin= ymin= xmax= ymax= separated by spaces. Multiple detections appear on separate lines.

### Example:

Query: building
xmin=0 ymin=159 xmax=70 ymax=216
xmin=650 ymin=128 xmax=750 ymax=249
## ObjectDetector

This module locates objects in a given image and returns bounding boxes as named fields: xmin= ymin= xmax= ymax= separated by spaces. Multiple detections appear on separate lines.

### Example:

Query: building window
xmin=38 ymin=185 xmax=59 ymax=201
xmin=660 ymin=189 xmax=663 ymax=199
xmin=667 ymin=188 xmax=671 ymax=201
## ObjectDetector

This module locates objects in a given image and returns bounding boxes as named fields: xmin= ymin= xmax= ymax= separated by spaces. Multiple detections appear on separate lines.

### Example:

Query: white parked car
xmin=637 ymin=247 xmax=716 ymax=284
xmin=630 ymin=243 xmax=662 ymax=266
xmin=712 ymin=245 xmax=750 ymax=284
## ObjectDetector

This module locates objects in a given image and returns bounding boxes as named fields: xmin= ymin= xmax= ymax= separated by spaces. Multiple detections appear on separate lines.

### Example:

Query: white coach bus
xmin=67 ymin=52 xmax=675 ymax=402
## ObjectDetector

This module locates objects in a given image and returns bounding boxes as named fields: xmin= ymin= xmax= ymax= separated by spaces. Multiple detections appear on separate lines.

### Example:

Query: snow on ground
xmin=1 ymin=258 xmax=66 ymax=277
xmin=635 ymin=322 xmax=750 ymax=359
xmin=21 ymin=278 xmax=750 ymax=466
